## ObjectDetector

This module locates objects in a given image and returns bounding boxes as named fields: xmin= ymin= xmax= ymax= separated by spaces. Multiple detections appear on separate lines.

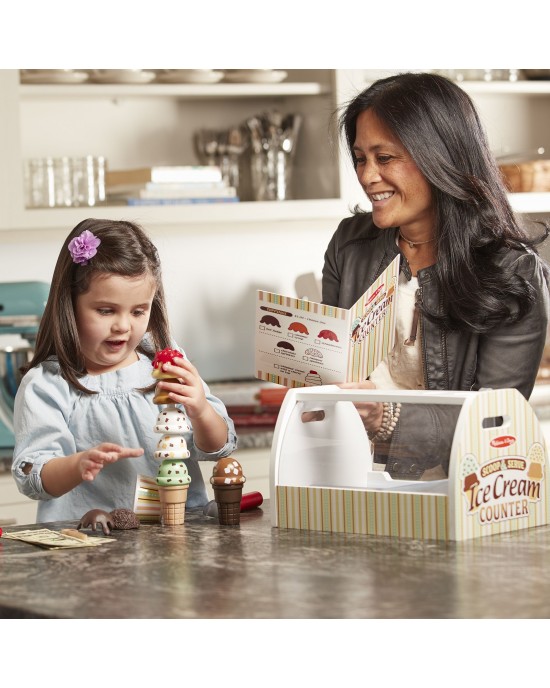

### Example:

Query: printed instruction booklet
xmin=255 ymin=255 xmax=400 ymax=387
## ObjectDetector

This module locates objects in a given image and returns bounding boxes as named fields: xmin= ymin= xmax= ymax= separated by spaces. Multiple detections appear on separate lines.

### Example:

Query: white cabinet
xmin=3 ymin=69 xmax=549 ymax=234
xmin=0 ymin=69 xmax=349 ymax=232
xmin=0 ymin=474 xmax=37 ymax=525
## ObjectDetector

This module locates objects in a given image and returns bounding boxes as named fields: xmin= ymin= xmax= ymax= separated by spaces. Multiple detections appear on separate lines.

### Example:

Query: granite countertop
xmin=3 ymin=503 xmax=550 ymax=619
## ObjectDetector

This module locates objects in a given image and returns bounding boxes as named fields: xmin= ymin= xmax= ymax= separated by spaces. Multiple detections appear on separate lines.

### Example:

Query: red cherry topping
xmin=152 ymin=348 xmax=184 ymax=369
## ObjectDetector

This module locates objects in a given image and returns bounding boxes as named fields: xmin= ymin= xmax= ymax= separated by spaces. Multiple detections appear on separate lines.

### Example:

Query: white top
xmin=12 ymin=349 xmax=237 ymax=521
xmin=369 ymin=271 xmax=424 ymax=390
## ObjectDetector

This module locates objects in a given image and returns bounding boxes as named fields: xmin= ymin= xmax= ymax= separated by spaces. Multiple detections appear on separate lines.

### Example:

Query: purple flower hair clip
xmin=68 ymin=230 xmax=101 ymax=265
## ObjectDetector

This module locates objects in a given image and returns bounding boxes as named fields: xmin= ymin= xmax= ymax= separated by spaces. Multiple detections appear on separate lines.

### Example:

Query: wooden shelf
xmin=6 ymin=198 xmax=350 ymax=232
xmin=509 ymin=192 xmax=550 ymax=214
xmin=19 ymin=82 xmax=329 ymax=99
xmin=456 ymin=80 xmax=550 ymax=96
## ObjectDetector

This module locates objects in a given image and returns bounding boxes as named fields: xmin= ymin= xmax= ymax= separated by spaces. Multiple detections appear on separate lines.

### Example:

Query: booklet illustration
xmin=255 ymin=255 xmax=400 ymax=388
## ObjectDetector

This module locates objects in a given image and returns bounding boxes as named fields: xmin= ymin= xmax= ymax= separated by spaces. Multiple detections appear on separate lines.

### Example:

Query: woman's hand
xmin=337 ymin=380 xmax=384 ymax=435
xmin=79 ymin=443 xmax=144 ymax=481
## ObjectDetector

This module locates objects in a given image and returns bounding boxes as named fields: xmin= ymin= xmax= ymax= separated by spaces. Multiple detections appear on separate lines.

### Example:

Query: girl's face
xmin=353 ymin=108 xmax=435 ymax=237
xmin=75 ymin=272 xmax=156 ymax=375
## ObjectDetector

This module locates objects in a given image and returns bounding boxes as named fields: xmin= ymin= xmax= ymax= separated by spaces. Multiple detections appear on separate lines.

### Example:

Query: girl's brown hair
xmin=26 ymin=218 xmax=172 ymax=393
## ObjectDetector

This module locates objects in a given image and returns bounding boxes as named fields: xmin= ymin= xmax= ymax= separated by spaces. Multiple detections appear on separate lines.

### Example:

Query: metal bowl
xmin=0 ymin=346 xmax=33 ymax=400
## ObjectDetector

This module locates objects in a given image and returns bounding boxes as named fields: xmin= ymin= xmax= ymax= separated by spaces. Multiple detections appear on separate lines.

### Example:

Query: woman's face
xmin=353 ymin=108 xmax=435 ymax=237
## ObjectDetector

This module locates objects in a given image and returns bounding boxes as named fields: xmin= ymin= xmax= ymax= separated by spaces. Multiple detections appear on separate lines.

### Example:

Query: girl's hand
xmin=156 ymin=356 xmax=209 ymax=421
xmin=337 ymin=380 xmax=384 ymax=435
xmin=155 ymin=355 xmax=229 ymax=453
xmin=80 ymin=443 xmax=144 ymax=482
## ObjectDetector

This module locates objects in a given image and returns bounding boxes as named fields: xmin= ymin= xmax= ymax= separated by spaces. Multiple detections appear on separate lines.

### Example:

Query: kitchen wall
xmin=0 ymin=216 xmax=341 ymax=381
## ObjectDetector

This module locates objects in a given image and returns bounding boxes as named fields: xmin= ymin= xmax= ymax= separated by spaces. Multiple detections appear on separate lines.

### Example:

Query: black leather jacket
xmin=322 ymin=214 xmax=550 ymax=479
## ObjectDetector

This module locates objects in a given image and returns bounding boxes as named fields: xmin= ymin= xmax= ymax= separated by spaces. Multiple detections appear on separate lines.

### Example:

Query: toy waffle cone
xmin=213 ymin=484 xmax=243 ymax=525
xmin=158 ymin=484 xmax=189 ymax=526
xmin=153 ymin=379 xmax=179 ymax=405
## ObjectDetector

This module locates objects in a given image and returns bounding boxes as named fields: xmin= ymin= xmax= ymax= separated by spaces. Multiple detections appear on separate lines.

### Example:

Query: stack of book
xmin=105 ymin=165 xmax=239 ymax=205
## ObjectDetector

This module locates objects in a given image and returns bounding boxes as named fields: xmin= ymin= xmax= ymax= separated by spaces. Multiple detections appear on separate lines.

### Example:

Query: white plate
xmin=89 ymin=70 xmax=156 ymax=84
xmin=156 ymin=70 xmax=224 ymax=84
xmin=20 ymin=70 xmax=89 ymax=84
xmin=223 ymin=70 xmax=287 ymax=84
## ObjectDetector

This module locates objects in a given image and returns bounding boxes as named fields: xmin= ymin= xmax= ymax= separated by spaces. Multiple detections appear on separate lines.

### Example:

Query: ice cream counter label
xmin=271 ymin=386 xmax=550 ymax=541
xmin=255 ymin=255 xmax=400 ymax=388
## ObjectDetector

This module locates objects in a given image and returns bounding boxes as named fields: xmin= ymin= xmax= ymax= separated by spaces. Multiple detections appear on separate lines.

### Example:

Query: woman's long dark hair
xmin=339 ymin=72 xmax=549 ymax=333
xmin=26 ymin=218 xmax=172 ymax=393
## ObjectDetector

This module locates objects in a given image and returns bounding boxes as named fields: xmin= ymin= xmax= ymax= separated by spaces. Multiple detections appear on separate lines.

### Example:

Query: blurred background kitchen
xmin=2 ymin=67 xmax=550 ymax=523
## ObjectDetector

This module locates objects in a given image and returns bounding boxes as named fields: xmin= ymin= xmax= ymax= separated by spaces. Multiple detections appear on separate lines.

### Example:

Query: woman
xmin=323 ymin=72 xmax=550 ymax=479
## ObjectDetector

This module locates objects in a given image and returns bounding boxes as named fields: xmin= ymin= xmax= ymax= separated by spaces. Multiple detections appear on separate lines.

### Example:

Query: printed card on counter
xmin=255 ymin=255 xmax=400 ymax=388
xmin=1 ymin=529 xmax=115 ymax=549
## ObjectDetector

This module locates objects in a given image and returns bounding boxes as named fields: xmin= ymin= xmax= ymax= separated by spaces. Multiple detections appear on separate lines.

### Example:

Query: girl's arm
xmin=154 ymin=356 xmax=229 ymax=452
xmin=13 ymin=365 xmax=144 ymax=500
xmin=39 ymin=444 xmax=144 ymax=497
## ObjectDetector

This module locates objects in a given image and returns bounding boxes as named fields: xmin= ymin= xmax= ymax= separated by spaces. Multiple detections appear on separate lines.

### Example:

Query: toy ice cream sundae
xmin=152 ymin=349 xmax=192 ymax=525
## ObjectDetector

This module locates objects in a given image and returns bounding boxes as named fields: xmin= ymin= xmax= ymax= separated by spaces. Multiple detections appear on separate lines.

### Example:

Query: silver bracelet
xmin=371 ymin=401 xmax=401 ymax=442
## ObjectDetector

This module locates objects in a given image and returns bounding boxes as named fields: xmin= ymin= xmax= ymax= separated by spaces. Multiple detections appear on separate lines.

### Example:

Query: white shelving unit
xmin=19 ymin=82 xmax=329 ymax=99
xmin=0 ymin=69 xmax=345 ymax=232
xmin=1 ymin=69 xmax=550 ymax=233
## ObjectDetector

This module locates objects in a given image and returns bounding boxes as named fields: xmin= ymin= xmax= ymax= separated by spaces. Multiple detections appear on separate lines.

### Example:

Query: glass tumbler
xmin=53 ymin=157 xmax=73 ymax=207
xmin=25 ymin=158 xmax=55 ymax=208
xmin=71 ymin=155 xmax=106 ymax=206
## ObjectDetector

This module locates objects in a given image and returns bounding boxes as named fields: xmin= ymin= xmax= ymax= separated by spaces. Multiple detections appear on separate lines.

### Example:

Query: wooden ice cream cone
xmin=158 ymin=484 xmax=189 ymax=526
xmin=213 ymin=484 xmax=243 ymax=525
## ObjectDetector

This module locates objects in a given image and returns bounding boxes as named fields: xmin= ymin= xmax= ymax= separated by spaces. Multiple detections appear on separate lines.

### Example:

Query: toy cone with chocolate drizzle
xmin=152 ymin=349 xmax=192 ymax=526
xmin=210 ymin=457 xmax=246 ymax=525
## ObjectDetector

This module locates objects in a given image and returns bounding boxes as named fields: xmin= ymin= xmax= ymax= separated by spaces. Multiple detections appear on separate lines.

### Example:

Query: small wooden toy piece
xmin=152 ymin=350 xmax=192 ymax=526
xmin=60 ymin=528 xmax=88 ymax=541
xmin=151 ymin=347 xmax=185 ymax=405
xmin=210 ymin=457 xmax=247 ymax=525
xmin=78 ymin=508 xmax=140 ymax=535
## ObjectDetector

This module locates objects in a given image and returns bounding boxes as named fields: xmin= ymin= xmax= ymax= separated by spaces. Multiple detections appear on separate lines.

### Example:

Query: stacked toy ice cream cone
xmin=210 ymin=457 xmax=246 ymax=525
xmin=152 ymin=349 xmax=192 ymax=526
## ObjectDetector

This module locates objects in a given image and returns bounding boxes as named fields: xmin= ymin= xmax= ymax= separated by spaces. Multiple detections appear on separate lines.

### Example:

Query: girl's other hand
xmin=80 ymin=443 xmax=144 ymax=481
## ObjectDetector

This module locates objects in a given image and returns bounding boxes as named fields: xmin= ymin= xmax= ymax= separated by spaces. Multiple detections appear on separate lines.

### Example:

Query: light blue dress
xmin=12 ymin=347 xmax=237 ymax=522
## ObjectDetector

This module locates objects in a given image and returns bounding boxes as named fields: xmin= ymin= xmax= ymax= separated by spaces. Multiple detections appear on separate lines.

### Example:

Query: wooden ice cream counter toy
xmin=270 ymin=386 xmax=550 ymax=541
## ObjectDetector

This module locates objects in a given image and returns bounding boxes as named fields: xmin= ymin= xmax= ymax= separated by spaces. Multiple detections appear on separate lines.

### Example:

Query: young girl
xmin=12 ymin=218 xmax=237 ymax=521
